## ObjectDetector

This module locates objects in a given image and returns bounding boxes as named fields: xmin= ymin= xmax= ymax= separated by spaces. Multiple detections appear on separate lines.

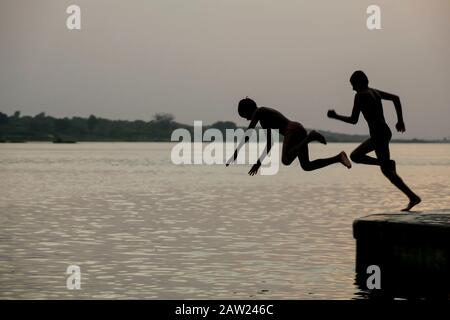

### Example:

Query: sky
xmin=0 ymin=0 xmax=449 ymax=139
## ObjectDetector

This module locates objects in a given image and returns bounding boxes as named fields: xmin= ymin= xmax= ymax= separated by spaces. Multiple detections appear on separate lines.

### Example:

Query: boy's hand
xmin=226 ymin=150 xmax=238 ymax=166
xmin=395 ymin=121 xmax=406 ymax=133
xmin=248 ymin=162 xmax=261 ymax=176
xmin=327 ymin=109 xmax=337 ymax=119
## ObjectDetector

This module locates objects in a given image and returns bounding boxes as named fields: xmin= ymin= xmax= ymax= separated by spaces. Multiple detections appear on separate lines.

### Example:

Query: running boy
xmin=327 ymin=70 xmax=421 ymax=211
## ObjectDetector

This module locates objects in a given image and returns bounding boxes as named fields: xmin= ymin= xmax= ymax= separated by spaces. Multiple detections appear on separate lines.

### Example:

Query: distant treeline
xmin=0 ymin=111 xmax=446 ymax=143
xmin=0 ymin=111 xmax=239 ymax=142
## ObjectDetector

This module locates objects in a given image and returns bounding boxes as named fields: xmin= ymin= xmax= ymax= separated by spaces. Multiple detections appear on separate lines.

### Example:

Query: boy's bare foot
xmin=401 ymin=195 xmax=421 ymax=212
xmin=309 ymin=130 xmax=327 ymax=145
xmin=339 ymin=151 xmax=352 ymax=169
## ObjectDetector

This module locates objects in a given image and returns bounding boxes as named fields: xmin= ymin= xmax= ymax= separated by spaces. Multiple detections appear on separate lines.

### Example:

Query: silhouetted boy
xmin=328 ymin=70 xmax=421 ymax=211
xmin=227 ymin=97 xmax=351 ymax=175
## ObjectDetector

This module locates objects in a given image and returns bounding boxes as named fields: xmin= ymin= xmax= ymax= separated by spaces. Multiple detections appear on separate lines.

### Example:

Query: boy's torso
xmin=257 ymin=107 xmax=300 ymax=136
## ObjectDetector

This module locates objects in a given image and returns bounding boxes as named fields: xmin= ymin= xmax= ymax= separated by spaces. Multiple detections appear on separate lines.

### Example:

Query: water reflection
xmin=0 ymin=142 xmax=449 ymax=299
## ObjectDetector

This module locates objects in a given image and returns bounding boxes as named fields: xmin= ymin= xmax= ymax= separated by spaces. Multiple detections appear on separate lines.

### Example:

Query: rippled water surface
xmin=0 ymin=142 xmax=449 ymax=299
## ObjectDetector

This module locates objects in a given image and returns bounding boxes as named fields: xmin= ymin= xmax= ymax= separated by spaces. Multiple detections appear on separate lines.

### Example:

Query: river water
xmin=0 ymin=142 xmax=449 ymax=299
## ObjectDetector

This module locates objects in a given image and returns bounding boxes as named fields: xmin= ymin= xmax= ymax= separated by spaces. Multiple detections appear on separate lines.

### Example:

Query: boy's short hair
xmin=238 ymin=97 xmax=257 ymax=118
xmin=350 ymin=70 xmax=369 ymax=88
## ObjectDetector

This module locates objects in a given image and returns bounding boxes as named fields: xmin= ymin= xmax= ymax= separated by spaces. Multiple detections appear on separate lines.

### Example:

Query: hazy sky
xmin=1 ymin=0 xmax=449 ymax=139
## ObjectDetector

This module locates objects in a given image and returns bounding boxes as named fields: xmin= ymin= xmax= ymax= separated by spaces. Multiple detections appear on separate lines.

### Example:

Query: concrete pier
xmin=353 ymin=210 xmax=450 ymax=299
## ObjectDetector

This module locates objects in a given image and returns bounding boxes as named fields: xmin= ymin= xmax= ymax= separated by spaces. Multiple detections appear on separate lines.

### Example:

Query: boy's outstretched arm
xmin=377 ymin=89 xmax=405 ymax=132
xmin=226 ymin=110 xmax=259 ymax=166
xmin=248 ymin=129 xmax=272 ymax=176
xmin=327 ymin=96 xmax=360 ymax=125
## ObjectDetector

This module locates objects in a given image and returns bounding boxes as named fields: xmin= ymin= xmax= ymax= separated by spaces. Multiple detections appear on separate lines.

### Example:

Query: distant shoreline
xmin=1 ymin=111 xmax=448 ymax=144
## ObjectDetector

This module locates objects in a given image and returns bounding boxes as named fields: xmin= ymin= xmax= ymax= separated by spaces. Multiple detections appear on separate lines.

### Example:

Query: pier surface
xmin=353 ymin=210 xmax=450 ymax=298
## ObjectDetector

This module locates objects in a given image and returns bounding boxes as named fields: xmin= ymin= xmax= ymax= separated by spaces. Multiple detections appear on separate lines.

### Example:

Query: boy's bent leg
xmin=298 ymin=145 xmax=350 ymax=171
xmin=284 ymin=130 xmax=326 ymax=164
xmin=308 ymin=130 xmax=327 ymax=145
xmin=376 ymin=144 xmax=421 ymax=211
xmin=282 ymin=131 xmax=308 ymax=166
xmin=350 ymin=139 xmax=379 ymax=165
xmin=380 ymin=163 xmax=421 ymax=211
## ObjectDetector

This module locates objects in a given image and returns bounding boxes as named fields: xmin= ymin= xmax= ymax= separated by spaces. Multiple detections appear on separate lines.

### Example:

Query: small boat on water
xmin=53 ymin=137 xmax=77 ymax=143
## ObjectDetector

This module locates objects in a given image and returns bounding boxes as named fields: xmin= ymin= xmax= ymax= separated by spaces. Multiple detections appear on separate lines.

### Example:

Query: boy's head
xmin=238 ymin=97 xmax=257 ymax=120
xmin=350 ymin=70 xmax=369 ymax=92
